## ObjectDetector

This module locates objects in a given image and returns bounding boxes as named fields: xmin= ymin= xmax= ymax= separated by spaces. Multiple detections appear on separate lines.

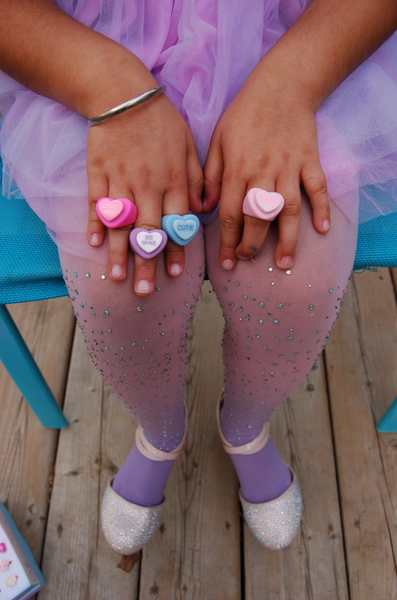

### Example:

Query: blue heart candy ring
xmin=161 ymin=214 xmax=200 ymax=246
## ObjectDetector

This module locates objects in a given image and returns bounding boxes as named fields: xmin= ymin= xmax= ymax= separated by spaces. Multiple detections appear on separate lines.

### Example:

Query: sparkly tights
xmin=59 ymin=198 xmax=357 ymax=505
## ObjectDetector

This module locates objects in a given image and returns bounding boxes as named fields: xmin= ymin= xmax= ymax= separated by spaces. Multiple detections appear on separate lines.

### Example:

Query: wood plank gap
xmin=322 ymin=340 xmax=354 ymax=599
xmin=389 ymin=268 xmax=397 ymax=305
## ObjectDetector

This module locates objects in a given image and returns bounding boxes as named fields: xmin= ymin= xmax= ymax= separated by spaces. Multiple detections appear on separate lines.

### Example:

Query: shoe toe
xmin=240 ymin=474 xmax=302 ymax=550
xmin=101 ymin=479 xmax=164 ymax=555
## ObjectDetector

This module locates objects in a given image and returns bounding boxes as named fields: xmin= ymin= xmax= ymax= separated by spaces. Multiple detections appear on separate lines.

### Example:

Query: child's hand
xmin=203 ymin=67 xmax=330 ymax=271
xmin=86 ymin=87 xmax=203 ymax=296
xmin=0 ymin=1 xmax=203 ymax=298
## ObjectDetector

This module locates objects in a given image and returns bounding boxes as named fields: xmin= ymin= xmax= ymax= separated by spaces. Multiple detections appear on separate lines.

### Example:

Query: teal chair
xmin=0 ymin=157 xmax=68 ymax=428
xmin=1 ymin=156 xmax=397 ymax=430
xmin=353 ymin=208 xmax=397 ymax=432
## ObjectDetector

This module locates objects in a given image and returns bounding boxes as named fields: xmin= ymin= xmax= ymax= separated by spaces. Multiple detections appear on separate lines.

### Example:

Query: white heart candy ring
xmin=242 ymin=189 xmax=285 ymax=221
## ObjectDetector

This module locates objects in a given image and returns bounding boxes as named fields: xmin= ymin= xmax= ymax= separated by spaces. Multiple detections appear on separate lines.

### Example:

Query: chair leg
xmin=0 ymin=304 xmax=68 ymax=429
xmin=376 ymin=397 xmax=397 ymax=433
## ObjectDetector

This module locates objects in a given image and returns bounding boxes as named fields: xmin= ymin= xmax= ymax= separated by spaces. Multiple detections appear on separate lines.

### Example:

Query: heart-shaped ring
xmin=161 ymin=214 xmax=200 ymax=246
xmin=129 ymin=228 xmax=168 ymax=259
xmin=96 ymin=197 xmax=138 ymax=228
xmin=242 ymin=189 xmax=284 ymax=221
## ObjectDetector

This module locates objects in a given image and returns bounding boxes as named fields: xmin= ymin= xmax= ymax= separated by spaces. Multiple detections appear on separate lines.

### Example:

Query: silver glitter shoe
xmin=101 ymin=477 xmax=164 ymax=555
xmin=240 ymin=469 xmax=302 ymax=549
xmin=216 ymin=391 xmax=302 ymax=550
xmin=101 ymin=415 xmax=187 ymax=555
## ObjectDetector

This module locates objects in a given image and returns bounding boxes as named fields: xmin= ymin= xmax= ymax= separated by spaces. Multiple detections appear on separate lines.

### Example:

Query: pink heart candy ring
xmin=96 ymin=197 xmax=138 ymax=229
xmin=130 ymin=228 xmax=168 ymax=259
xmin=242 ymin=188 xmax=284 ymax=221
xmin=0 ymin=543 xmax=6 ymax=553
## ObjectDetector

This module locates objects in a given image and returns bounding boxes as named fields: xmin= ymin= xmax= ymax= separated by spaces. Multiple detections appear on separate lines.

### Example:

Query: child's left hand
xmin=202 ymin=64 xmax=331 ymax=271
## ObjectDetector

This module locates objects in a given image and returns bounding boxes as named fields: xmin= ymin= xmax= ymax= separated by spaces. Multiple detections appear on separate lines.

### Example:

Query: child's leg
xmin=205 ymin=197 xmax=357 ymax=503
xmin=58 ymin=232 xmax=205 ymax=506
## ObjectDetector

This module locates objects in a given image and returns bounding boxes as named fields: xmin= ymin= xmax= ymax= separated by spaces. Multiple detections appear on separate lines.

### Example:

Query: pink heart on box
xmin=0 ymin=543 xmax=6 ymax=553
xmin=255 ymin=191 xmax=282 ymax=213
xmin=97 ymin=198 xmax=124 ymax=221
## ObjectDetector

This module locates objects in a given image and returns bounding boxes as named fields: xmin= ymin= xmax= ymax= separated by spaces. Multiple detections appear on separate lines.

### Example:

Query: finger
xmin=186 ymin=131 xmax=204 ymax=214
xmin=86 ymin=166 xmax=107 ymax=248
xmin=301 ymin=160 xmax=330 ymax=234
xmin=203 ymin=129 xmax=224 ymax=212
xmin=108 ymin=225 xmax=133 ymax=281
xmin=133 ymin=190 xmax=163 ymax=296
xmin=235 ymin=178 xmax=275 ymax=261
xmin=163 ymin=174 xmax=190 ymax=277
xmin=218 ymin=175 xmax=247 ymax=270
xmin=274 ymin=177 xmax=301 ymax=270
xmin=107 ymin=184 xmax=136 ymax=282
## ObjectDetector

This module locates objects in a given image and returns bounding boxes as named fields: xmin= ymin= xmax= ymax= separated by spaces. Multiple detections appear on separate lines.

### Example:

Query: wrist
xmin=74 ymin=44 xmax=158 ymax=120
xmin=251 ymin=45 xmax=324 ymax=114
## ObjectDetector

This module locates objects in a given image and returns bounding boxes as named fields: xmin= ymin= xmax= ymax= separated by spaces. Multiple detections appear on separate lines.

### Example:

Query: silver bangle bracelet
xmin=89 ymin=84 xmax=166 ymax=126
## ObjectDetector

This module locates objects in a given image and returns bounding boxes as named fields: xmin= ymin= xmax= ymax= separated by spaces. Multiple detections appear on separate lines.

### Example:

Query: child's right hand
xmin=86 ymin=86 xmax=203 ymax=296
xmin=0 ymin=0 xmax=203 ymax=298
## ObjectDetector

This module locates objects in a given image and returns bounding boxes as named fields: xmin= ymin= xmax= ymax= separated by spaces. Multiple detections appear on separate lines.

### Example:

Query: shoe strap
xmin=216 ymin=390 xmax=270 ymax=455
xmin=135 ymin=407 xmax=187 ymax=462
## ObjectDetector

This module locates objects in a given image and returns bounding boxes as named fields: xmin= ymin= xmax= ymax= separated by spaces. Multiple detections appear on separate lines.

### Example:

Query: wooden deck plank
xmin=0 ymin=297 xmax=74 ymax=565
xmin=38 ymin=325 xmax=138 ymax=600
xmin=244 ymin=357 xmax=349 ymax=600
xmin=139 ymin=282 xmax=241 ymax=599
xmin=324 ymin=270 xmax=397 ymax=600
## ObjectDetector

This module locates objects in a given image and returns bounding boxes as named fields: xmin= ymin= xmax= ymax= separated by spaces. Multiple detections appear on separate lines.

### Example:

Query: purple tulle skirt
xmin=1 ymin=0 xmax=397 ymax=262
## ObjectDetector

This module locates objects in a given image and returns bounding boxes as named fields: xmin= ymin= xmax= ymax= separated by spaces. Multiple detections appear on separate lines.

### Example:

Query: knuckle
xmin=189 ymin=171 xmax=204 ymax=188
xmin=88 ymin=196 xmax=101 ymax=210
xmin=311 ymin=180 xmax=328 ymax=197
xmin=203 ymin=178 xmax=220 ymax=197
xmin=136 ymin=261 xmax=155 ymax=276
xmin=281 ymin=203 xmax=300 ymax=218
xmin=87 ymin=156 xmax=105 ymax=171
xmin=166 ymin=243 xmax=184 ymax=255
xmin=279 ymin=183 xmax=300 ymax=200
xmin=139 ymin=165 xmax=152 ymax=187
xmin=167 ymin=182 xmax=187 ymax=198
xmin=220 ymin=213 xmax=239 ymax=231
xmin=203 ymin=176 xmax=217 ymax=189
xmin=165 ymin=165 xmax=183 ymax=186
xmin=303 ymin=169 xmax=328 ymax=195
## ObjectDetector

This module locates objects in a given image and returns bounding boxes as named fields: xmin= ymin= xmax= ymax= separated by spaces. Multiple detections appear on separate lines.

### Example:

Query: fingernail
xmin=111 ymin=264 xmax=123 ymax=278
xmin=222 ymin=259 xmax=235 ymax=270
xmin=202 ymin=198 xmax=208 ymax=210
xmin=280 ymin=256 xmax=293 ymax=266
xmin=91 ymin=233 xmax=100 ymax=245
xmin=136 ymin=279 xmax=152 ymax=293
xmin=170 ymin=264 xmax=183 ymax=276
xmin=236 ymin=254 xmax=250 ymax=261
xmin=323 ymin=219 xmax=330 ymax=230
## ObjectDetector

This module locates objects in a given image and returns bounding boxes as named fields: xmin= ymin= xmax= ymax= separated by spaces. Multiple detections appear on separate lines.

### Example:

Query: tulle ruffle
xmin=1 ymin=0 xmax=397 ymax=261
